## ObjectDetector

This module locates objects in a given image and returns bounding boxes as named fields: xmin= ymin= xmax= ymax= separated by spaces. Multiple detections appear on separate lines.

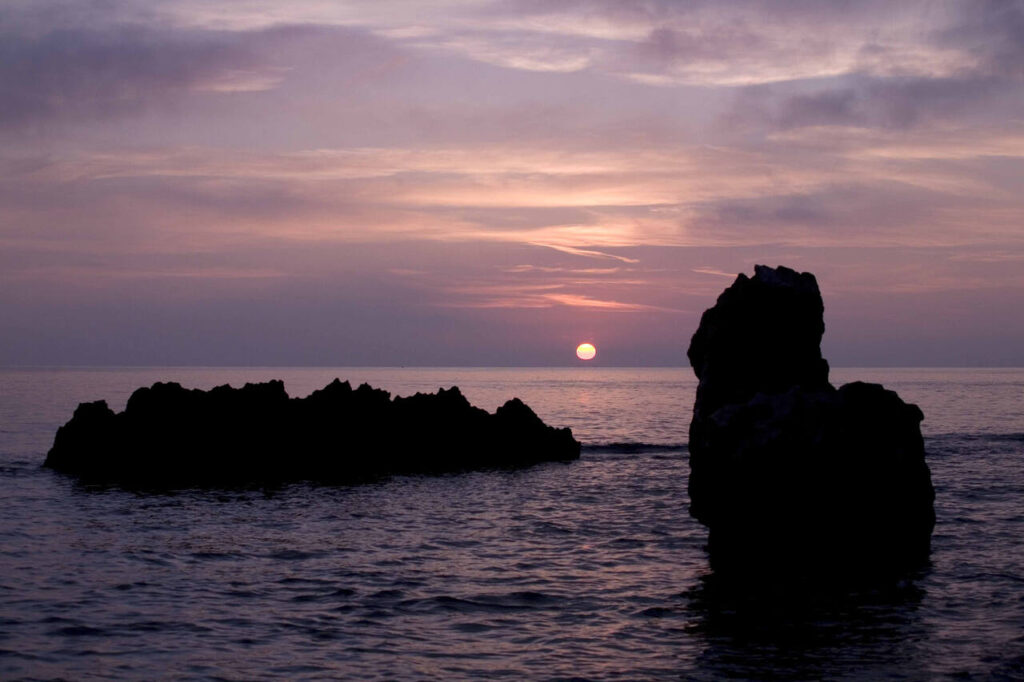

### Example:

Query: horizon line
xmin=3 ymin=364 xmax=1023 ymax=371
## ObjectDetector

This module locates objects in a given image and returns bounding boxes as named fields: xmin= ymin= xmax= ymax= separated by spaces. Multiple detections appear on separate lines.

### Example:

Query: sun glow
xmin=576 ymin=342 xmax=596 ymax=360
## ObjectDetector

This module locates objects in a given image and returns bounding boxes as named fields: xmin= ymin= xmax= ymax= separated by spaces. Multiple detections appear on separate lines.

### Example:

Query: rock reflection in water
xmin=682 ymin=570 xmax=931 ymax=680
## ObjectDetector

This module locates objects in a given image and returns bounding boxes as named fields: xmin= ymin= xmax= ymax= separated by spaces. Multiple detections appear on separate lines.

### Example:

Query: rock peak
xmin=752 ymin=263 xmax=817 ymax=291
xmin=688 ymin=264 xmax=830 ymax=418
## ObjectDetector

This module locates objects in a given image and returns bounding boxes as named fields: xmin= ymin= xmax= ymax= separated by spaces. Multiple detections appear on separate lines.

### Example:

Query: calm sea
xmin=1 ymin=367 xmax=1022 ymax=680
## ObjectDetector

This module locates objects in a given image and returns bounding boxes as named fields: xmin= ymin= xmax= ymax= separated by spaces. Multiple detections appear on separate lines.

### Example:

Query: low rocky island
xmin=45 ymin=379 xmax=580 ymax=484
xmin=687 ymin=265 xmax=935 ymax=578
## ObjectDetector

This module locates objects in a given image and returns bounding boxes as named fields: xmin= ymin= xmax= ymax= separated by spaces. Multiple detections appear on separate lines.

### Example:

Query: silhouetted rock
xmin=687 ymin=265 xmax=935 ymax=578
xmin=44 ymin=379 xmax=580 ymax=485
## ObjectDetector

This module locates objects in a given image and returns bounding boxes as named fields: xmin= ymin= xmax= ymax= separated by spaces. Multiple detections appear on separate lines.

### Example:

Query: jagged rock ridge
xmin=44 ymin=379 xmax=580 ymax=484
xmin=687 ymin=265 xmax=935 ymax=577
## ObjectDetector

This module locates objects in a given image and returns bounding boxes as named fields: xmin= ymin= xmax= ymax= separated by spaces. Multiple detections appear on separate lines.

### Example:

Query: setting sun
xmin=576 ymin=343 xmax=596 ymax=360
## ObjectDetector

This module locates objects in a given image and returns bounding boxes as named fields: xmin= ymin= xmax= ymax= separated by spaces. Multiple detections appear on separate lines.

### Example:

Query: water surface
xmin=1 ymin=367 xmax=1022 ymax=679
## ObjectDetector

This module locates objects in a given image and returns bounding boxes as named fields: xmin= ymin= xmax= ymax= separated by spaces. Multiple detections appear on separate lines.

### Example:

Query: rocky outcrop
xmin=44 ymin=379 xmax=580 ymax=484
xmin=687 ymin=265 xmax=935 ymax=577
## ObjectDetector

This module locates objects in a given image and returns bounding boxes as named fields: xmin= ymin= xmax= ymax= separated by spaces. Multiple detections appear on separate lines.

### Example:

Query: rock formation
xmin=687 ymin=265 xmax=935 ymax=577
xmin=44 ymin=379 xmax=580 ymax=484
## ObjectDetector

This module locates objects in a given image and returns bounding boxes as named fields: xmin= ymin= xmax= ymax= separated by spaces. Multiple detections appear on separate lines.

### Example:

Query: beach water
xmin=1 ymin=367 xmax=1022 ymax=680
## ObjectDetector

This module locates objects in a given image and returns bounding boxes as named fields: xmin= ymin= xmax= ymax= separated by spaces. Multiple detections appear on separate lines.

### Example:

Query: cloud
xmin=719 ymin=1 xmax=1024 ymax=133
xmin=729 ymin=74 xmax=1020 ymax=132
xmin=5 ymin=0 xmax=1012 ymax=131
xmin=418 ymin=30 xmax=597 ymax=72
xmin=437 ymin=285 xmax=676 ymax=312
xmin=467 ymin=0 xmax=975 ymax=87
xmin=686 ymin=181 xmax=997 ymax=247
xmin=0 ymin=9 xmax=401 ymax=130
xmin=5 ymin=129 xmax=1019 ymax=256
xmin=692 ymin=267 xmax=737 ymax=278
xmin=542 ymin=292 xmax=679 ymax=311
xmin=934 ymin=0 xmax=1024 ymax=79
xmin=0 ymin=26 xmax=247 ymax=126
xmin=530 ymin=244 xmax=639 ymax=263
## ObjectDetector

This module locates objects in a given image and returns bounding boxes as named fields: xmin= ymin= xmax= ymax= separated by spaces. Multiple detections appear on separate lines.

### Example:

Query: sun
xmin=576 ymin=342 xmax=596 ymax=360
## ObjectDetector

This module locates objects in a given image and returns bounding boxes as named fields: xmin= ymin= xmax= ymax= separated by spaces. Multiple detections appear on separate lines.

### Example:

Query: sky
xmin=2 ymin=0 xmax=1023 ymax=367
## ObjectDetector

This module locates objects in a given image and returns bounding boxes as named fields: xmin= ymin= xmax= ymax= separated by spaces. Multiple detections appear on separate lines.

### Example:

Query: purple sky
xmin=2 ymin=0 xmax=1023 ymax=366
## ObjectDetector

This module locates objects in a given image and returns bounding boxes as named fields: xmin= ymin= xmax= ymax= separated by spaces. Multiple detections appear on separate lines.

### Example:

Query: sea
xmin=0 ymin=367 xmax=1022 ymax=681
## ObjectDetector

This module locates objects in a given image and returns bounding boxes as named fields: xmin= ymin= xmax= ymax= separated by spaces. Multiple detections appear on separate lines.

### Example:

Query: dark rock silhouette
xmin=44 ymin=379 xmax=580 ymax=484
xmin=687 ymin=265 xmax=935 ymax=578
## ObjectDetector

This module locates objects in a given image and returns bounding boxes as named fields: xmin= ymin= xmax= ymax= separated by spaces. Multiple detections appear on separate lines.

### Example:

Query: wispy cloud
xmin=692 ymin=267 xmax=737 ymax=278
xmin=437 ymin=286 xmax=678 ymax=312
xmin=541 ymin=292 xmax=680 ymax=312
xmin=531 ymin=244 xmax=639 ymax=263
